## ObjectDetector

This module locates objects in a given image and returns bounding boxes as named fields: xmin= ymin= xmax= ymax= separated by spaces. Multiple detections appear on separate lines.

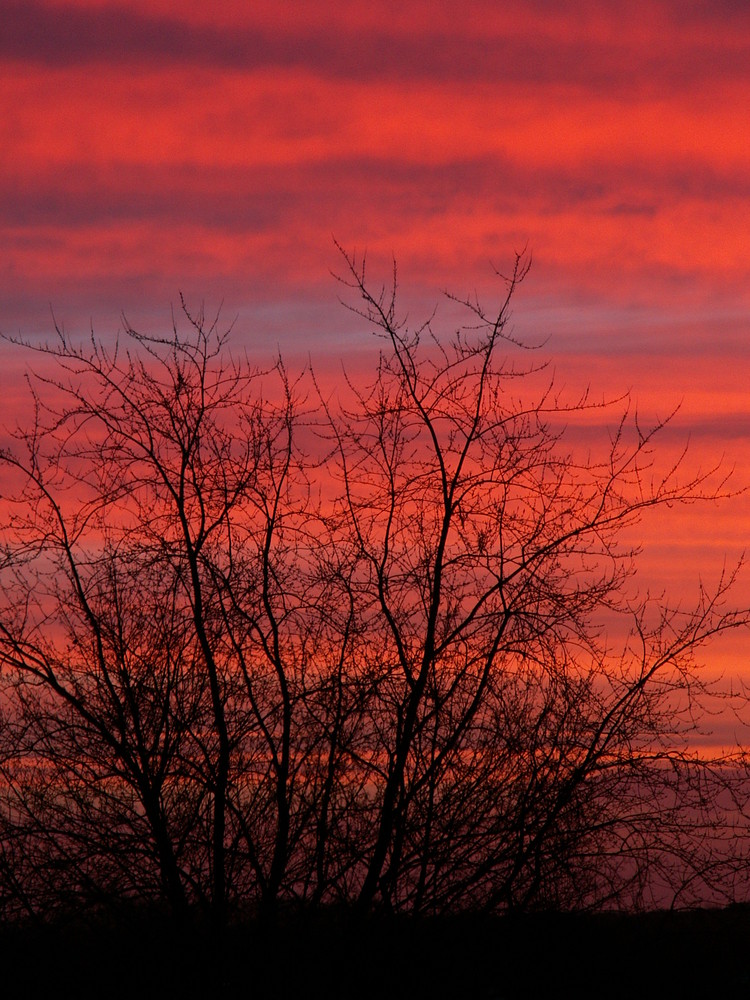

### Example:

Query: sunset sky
xmin=2 ymin=0 xmax=749 ymax=676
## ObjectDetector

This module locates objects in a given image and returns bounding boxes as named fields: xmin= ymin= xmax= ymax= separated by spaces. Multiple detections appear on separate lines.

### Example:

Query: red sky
xmin=2 ymin=0 xmax=749 ymax=677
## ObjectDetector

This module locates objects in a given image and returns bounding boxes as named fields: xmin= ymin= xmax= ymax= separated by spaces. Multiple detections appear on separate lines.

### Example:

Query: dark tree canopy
xmin=0 ymin=251 xmax=747 ymax=927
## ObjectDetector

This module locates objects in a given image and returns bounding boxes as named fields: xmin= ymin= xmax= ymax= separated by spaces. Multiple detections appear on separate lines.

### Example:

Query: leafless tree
xmin=0 ymin=305 xmax=322 ymax=924
xmin=322 ymin=245 xmax=747 ymax=913
xmin=0 ymin=253 xmax=746 ymax=927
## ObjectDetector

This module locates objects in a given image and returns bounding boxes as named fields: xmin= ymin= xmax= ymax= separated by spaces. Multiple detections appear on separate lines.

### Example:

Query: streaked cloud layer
xmin=2 ymin=1 xmax=749 ymax=651
xmin=4 ymin=1 xmax=749 ymax=311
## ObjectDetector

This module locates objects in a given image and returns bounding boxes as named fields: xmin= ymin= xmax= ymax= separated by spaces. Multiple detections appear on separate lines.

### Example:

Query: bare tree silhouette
xmin=0 ymin=252 xmax=746 ymax=928
xmin=324 ymin=246 xmax=747 ymax=913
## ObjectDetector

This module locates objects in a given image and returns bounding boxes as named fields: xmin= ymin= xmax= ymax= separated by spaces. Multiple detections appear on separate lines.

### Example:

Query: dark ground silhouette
xmin=2 ymin=904 xmax=749 ymax=999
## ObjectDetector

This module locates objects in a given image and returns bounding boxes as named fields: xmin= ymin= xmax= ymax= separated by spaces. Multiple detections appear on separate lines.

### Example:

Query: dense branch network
xmin=0 ymin=251 xmax=747 ymax=925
